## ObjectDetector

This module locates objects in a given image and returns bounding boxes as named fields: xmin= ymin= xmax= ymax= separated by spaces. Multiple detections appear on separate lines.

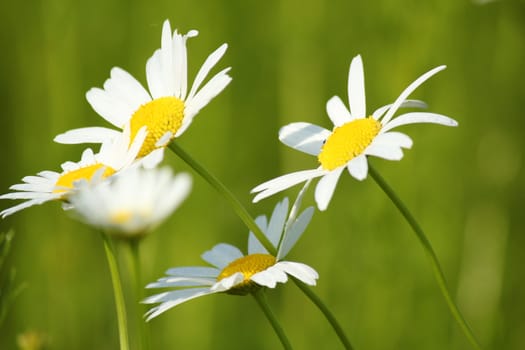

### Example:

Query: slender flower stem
xmin=101 ymin=234 xmax=130 ymax=350
xmin=129 ymin=239 xmax=150 ymax=350
xmin=168 ymin=142 xmax=275 ymax=254
xmin=292 ymin=280 xmax=353 ymax=350
xmin=168 ymin=142 xmax=353 ymax=350
xmin=368 ymin=164 xmax=482 ymax=350
xmin=253 ymin=290 xmax=293 ymax=350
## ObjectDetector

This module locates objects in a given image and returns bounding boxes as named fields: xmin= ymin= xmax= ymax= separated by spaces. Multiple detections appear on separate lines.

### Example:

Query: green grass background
xmin=1 ymin=0 xmax=524 ymax=349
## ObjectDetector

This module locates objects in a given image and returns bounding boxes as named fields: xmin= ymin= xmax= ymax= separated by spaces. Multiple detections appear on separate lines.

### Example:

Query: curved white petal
xmin=278 ymin=206 xmax=314 ymax=259
xmin=201 ymin=243 xmax=243 ymax=269
xmin=140 ymin=148 xmax=165 ymax=169
xmin=248 ymin=215 xmax=269 ymax=255
xmin=326 ymin=96 xmax=352 ymax=126
xmin=314 ymin=167 xmax=344 ymax=211
xmin=187 ymin=43 xmax=228 ymax=102
xmin=347 ymin=154 xmax=368 ymax=181
xmin=251 ymin=168 xmax=327 ymax=203
xmin=381 ymin=65 xmax=446 ymax=125
xmin=160 ymin=20 xmax=176 ymax=97
xmin=372 ymin=131 xmax=413 ymax=149
xmin=146 ymin=50 xmax=167 ymax=99
xmin=265 ymin=198 xmax=289 ymax=248
xmin=364 ymin=143 xmax=404 ymax=161
xmin=251 ymin=266 xmax=288 ymax=288
xmin=146 ymin=276 xmax=216 ymax=288
xmin=279 ymin=122 xmax=331 ymax=156
xmin=180 ymin=68 xmax=232 ymax=136
xmin=372 ymin=99 xmax=428 ymax=120
xmin=348 ymin=55 xmax=366 ymax=119
xmin=276 ymin=261 xmax=319 ymax=286
xmin=212 ymin=272 xmax=244 ymax=291
xmin=144 ymin=287 xmax=215 ymax=321
xmin=54 ymin=127 xmax=120 ymax=145
xmin=381 ymin=112 xmax=458 ymax=133
xmin=105 ymin=67 xmax=151 ymax=108
xmin=166 ymin=266 xmax=220 ymax=278
xmin=85 ymin=88 xmax=132 ymax=128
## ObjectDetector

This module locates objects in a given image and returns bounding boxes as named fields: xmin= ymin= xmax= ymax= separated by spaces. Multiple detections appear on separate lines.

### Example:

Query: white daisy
xmin=143 ymin=197 xmax=317 ymax=321
xmin=69 ymin=166 xmax=192 ymax=238
xmin=252 ymin=55 xmax=458 ymax=211
xmin=54 ymin=19 xmax=232 ymax=164
xmin=0 ymin=126 xmax=147 ymax=218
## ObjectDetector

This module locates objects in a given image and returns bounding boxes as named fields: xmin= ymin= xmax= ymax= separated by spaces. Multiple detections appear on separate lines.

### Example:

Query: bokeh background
xmin=1 ymin=0 xmax=524 ymax=349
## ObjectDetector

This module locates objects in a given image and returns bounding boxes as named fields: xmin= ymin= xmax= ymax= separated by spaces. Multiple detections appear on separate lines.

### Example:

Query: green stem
xmin=168 ymin=142 xmax=353 ymax=350
xmin=129 ymin=240 xmax=150 ymax=350
xmin=368 ymin=165 xmax=482 ymax=350
xmin=168 ymin=142 xmax=275 ymax=254
xmin=101 ymin=234 xmax=130 ymax=350
xmin=292 ymin=280 xmax=353 ymax=350
xmin=253 ymin=290 xmax=293 ymax=350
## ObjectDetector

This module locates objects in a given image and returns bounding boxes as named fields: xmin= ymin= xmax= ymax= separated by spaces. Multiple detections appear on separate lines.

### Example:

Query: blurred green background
xmin=1 ymin=0 xmax=524 ymax=349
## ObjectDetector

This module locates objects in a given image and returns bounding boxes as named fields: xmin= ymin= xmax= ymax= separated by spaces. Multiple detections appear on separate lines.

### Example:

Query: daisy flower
xmin=252 ymin=55 xmax=458 ymax=211
xmin=143 ymin=197 xmax=317 ymax=321
xmin=0 ymin=126 xmax=146 ymax=218
xmin=54 ymin=19 xmax=232 ymax=164
xmin=69 ymin=166 xmax=192 ymax=238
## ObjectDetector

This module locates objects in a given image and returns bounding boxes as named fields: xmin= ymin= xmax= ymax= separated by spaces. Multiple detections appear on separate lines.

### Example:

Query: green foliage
xmin=0 ymin=231 xmax=25 ymax=328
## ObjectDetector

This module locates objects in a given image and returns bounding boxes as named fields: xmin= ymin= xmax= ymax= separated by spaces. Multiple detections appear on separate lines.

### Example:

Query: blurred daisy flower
xmin=0 ymin=126 xmax=146 ymax=218
xmin=55 ymin=19 xmax=232 ymax=165
xmin=143 ymin=197 xmax=317 ymax=321
xmin=252 ymin=55 xmax=458 ymax=210
xmin=69 ymin=166 xmax=192 ymax=238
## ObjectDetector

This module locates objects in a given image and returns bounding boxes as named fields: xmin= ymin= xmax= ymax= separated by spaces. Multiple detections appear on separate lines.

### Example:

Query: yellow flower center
xmin=129 ymin=97 xmax=185 ymax=158
xmin=53 ymin=164 xmax=115 ymax=194
xmin=318 ymin=117 xmax=381 ymax=170
xmin=218 ymin=253 xmax=277 ymax=295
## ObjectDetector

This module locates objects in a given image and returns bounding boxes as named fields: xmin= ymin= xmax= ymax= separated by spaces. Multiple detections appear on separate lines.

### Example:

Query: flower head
xmin=252 ymin=55 xmax=458 ymax=210
xmin=0 ymin=126 xmax=146 ymax=218
xmin=143 ymin=198 xmax=317 ymax=320
xmin=69 ymin=166 xmax=192 ymax=238
xmin=55 ymin=19 xmax=232 ymax=165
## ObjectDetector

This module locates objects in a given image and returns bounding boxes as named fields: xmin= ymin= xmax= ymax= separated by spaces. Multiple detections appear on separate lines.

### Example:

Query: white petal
xmin=166 ymin=266 xmax=220 ymax=278
xmin=276 ymin=261 xmax=319 ymax=286
xmin=251 ymin=168 xmax=327 ymax=203
xmin=146 ymin=50 xmax=167 ymax=99
xmin=201 ymin=243 xmax=243 ymax=269
xmin=85 ymin=88 xmax=132 ymax=128
xmin=278 ymin=206 xmax=314 ymax=259
xmin=144 ymin=288 xmax=215 ymax=321
xmin=248 ymin=215 xmax=269 ymax=255
xmin=187 ymin=43 xmax=228 ymax=102
xmin=348 ymin=55 xmax=366 ymax=119
xmin=0 ymin=196 xmax=58 ymax=218
xmin=107 ymin=67 xmax=151 ymax=105
xmin=372 ymin=131 xmax=413 ymax=149
xmin=251 ymin=266 xmax=287 ymax=288
xmin=372 ymin=99 xmax=428 ymax=120
xmin=140 ymin=148 xmax=165 ymax=169
xmin=160 ymin=20 xmax=176 ymax=97
xmin=212 ymin=272 xmax=244 ymax=291
xmin=314 ymin=167 xmax=344 ymax=211
xmin=279 ymin=122 xmax=330 ymax=156
xmin=326 ymin=96 xmax=352 ymax=126
xmin=146 ymin=277 xmax=216 ymax=288
xmin=265 ymin=198 xmax=289 ymax=248
xmin=54 ymin=127 xmax=120 ymax=144
xmin=179 ymin=68 xmax=232 ymax=136
xmin=381 ymin=65 xmax=446 ymax=126
xmin=364 ymin=142 xmax=404 ymax=161
xmin=381 ymin=112 xmax=458 ymax=133
xmin=347 ymin=154 xmax=368 ymax=181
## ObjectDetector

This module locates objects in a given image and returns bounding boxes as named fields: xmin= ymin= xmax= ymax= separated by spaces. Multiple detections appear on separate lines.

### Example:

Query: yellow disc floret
xmin=218 ymin=253 xmax=277 ymax=295
xmin=129 ymin=97 xmax=185 ymax=158
xmin=53 ymin=164 xmax=115 ymax=194
xmin=318 ymin=117 xmax=381 ymax=170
